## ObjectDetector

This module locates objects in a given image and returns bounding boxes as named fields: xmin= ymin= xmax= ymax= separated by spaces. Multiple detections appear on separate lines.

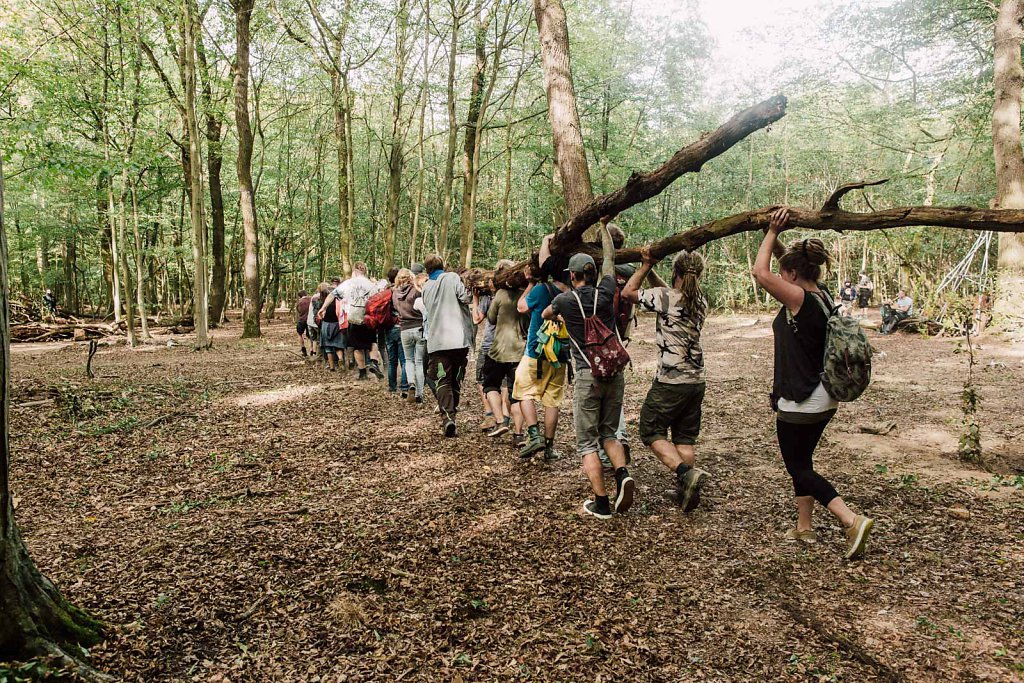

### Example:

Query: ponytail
xmin=671 ymin=251 xmax=707 ymax=325
xmin=580 ymin=262 xmax=599 ymax=286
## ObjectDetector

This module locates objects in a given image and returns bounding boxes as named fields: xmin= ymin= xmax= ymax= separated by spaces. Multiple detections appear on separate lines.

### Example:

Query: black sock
xmin=676 ymin=463 xmax=691 ymax=479
xmin=595 ymin=495 xmax=611 ymax=513
xmin=615 ymin=467 xmax=629 ymax=482
xmin=545 ymin=437 xmax=554 ymax=448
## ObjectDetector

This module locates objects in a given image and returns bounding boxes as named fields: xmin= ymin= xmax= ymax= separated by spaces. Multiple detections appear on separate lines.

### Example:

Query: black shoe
xmin=368 ymin=364 xmax=384 ymax=380
xmin=401 ymin=392 xmax=408 ymax=399
xmin=542 ymin=446 xmax=562 ymax=462
xmin=358 ymin=369 xmax=368 ymax=380
xmin=678 ymin=468 xmax=710 ymax=513
xmin=444 ymin=420 xmax=457 ymax=438
xmin=415 ymin=396 xmax=423 ymax=404
xmin=582 ymin=499 xmax=612 ymax=520
xmin=301 ymin=347 xmax=308 ymax=357
xmin=614 ymin=474 xmax=635 ymax=514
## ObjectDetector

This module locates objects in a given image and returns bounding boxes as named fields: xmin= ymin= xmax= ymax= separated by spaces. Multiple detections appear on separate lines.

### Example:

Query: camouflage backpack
xmin=809 ymin=291 xmax=873 ymax=401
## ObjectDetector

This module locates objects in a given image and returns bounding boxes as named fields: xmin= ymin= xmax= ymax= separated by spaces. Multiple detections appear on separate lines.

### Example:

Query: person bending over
xmin=621 ymin=246 xmax=710 ymax=512
xmin=753 ymin=208 xmax=873 ymax=559
xmin=544 ymin=224 xmax=634 ymax=520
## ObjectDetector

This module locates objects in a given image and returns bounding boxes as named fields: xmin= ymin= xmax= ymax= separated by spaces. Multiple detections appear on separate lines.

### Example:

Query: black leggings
xmin=776 ymin=416 xmax=839 ymax=507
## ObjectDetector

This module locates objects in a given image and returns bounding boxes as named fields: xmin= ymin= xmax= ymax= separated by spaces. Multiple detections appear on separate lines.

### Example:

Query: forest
xmin=1 ymin=0 xmax=1023 ymax=680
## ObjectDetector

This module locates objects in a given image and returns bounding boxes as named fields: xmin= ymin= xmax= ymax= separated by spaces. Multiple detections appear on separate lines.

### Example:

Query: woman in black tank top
xmin=753 ymin=208 xmax=873 ymax=560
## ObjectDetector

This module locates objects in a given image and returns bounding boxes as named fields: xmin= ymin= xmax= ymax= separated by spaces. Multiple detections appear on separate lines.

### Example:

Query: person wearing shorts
xmin=512 ymin=235 xmax=568 ymax=459
xmin=545 ymin=237 xmax=634 ymax=520
xmin=481 ymin=261 xmax=527 ymax=442
xmin=622 ymin=247 xmax=712 ymax=513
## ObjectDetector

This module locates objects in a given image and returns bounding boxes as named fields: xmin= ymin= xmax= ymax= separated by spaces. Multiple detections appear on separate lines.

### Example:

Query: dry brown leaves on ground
xmin=5 ymin=313 xmax=1023 ymax=681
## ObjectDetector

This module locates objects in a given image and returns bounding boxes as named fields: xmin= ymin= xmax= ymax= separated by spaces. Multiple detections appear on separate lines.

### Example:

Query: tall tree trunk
xmin=117 ymin=173 xmax=138 ymax=347
xmin=383 ymin=0 xmax=410 ymax=273
xmin=458 ymin=1 xmax=487 ymax=268
xmin=182 ymin=0 xmax=210 ymax=348
xmin=130 ymin=183 xmax=150 ymax=339
xmin=437 ymin=0 xmax=466 ymax=258
xmin=198 ymin=40 xmax=227 ymax=326
xmin=63 ymin=231 xmax=78 ymax=314
xmin=534 ymin=0 xmax=594 ymax=233
xmin=233 ymin=0 xmax=261 ymax=338
xmin=0 ymin=151 xmax=108 ymax=675
xmin=993 ymin=0 xmax=1024 ymax=324
xmin=410 ymin=0 xmax=431 ymax=265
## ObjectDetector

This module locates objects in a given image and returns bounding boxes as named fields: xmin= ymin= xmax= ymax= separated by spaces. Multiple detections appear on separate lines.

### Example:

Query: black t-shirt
xmin=839 ymin=286 xmax=856 ymax=302
xmin=551 ymin=275 xmax=618 ymax=368
xmin=772 ymin=289 xmax=829 ymax=403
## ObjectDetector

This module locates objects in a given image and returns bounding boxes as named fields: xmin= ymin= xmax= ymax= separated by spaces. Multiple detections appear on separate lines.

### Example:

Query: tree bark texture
xmin=182 ymin=0 xmax=210 ymax=349
xmin=458 ymin=2 xmax=487 ymax=268
xmin=383 ymin=0 xmax=410 ymax=273
xmin=233 ymin=0 xmax=261 ymax=339
xmin=993 ymin=0 xmax=1024 ymax=323
xmin=493 ymin=95 xmax=788 ymax=287
xmin=534 ymin=0 xmax=594 ymax=232
xmin=0 ymin=154 xmax=107 ymax=675
xmin=437 ymin=0 xmax=466 ymax=259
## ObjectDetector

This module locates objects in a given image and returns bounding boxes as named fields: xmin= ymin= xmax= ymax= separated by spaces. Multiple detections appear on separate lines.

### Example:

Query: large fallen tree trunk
xmin=575 ymin=181 xmax=1024 ymax=264
xmin=493 ymin=95 xmax=788 ymax=287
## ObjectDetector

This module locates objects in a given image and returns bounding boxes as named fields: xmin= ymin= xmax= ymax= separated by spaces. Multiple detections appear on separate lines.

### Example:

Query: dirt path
xmin=7 ymin=313 xmax=1023 ymax=681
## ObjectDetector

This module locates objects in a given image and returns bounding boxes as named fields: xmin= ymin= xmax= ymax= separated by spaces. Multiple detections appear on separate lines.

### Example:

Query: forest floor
xmin=6 ymin=311 xmax=1024 ymax=682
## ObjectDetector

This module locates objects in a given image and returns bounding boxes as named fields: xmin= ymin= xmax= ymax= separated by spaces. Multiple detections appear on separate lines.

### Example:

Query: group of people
xmin=292 ymin=212 xmax=874 ymax=559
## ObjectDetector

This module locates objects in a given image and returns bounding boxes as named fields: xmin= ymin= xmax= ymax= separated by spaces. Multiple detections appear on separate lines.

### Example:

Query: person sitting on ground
xmin=839 ymin=280 xmax=856 ymax=316
xmin=753 ymin=207 xmax=874 ymax=559
xmin=473 ymin=279 xmax=500 ymax=431
xmin=382 ymin=268 xmax=410 ymax=396
xmin=481 ymin=260 xmax=527 ymax=442
xmin=513 ymin=234 xmax=569 ymax=457
xmin=318 ymin=263 xmax=383 ymax=380
xmin=315 ymin=281 xmax=344 ymax=371
xmin=544 ymin=223 xmax=634 ymax=521
xmin=880 ymin=290 xmax=913 ymax=335
xmin=421 ymin=254 xmax=474 ymax=437
xmin=621 ymin=246 xmax=711 ymax=513
xmin=295 ymin=290 xmax=312 ymax=357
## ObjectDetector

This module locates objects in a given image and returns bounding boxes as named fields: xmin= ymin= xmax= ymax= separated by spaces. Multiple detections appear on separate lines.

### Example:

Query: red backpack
xmin=567 ymin=290 xmax=630 ymax=380
xmin=363 ymin=288 xmax=397 ymax=331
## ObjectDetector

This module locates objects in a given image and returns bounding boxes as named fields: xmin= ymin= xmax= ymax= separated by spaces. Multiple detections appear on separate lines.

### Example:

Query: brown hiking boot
xmin=479 ymin=415 xmax=498 ymax=432
xmin=406 ymin=391 xmax=418 ymax=404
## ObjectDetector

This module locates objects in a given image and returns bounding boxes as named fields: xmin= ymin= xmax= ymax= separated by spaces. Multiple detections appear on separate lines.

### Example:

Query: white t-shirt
xmin=777 ymin=382 xmax=838 ymax=414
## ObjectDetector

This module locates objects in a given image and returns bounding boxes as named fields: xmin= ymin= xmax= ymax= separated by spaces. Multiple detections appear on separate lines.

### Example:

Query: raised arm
xmin=599 ymin=219 xmax=616 ymax=279
xmin=622 ymin=247 xmax=659 ymax=304
xmin=538 ymin=234 xmax=554 ymax=268
xmin=753 ymin=207 xmax=805 ymax=312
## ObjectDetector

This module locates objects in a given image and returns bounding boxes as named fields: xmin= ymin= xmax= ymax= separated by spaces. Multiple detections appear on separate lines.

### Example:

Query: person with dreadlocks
xmin=753 ymin=207 xmax=873 ymax=560
xmin=622 ymin=246 xmax=712 ymax=512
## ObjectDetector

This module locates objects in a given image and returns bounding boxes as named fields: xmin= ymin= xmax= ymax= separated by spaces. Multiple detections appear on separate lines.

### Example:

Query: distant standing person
xmin=838 ymin=280 xmax=856 ymax=316
xmin=395 ymin=267 xmax=427 ymax=404
xmin=856 ymin=272 xmax=873 ymax=311
xmin=421 ymin=254 xmax=474 ymax=437
xmin=621 ymin=247 xmax=711 ymax=512
xmin=315 ymin=282 xmax=344 ymax=371
xmin=42 ymin=289 xmax=57 ymax=317
xmin=295 ymin=290 xmax=312 ymax=357
xmin=753 ymin=208 xmax=873 ymax=559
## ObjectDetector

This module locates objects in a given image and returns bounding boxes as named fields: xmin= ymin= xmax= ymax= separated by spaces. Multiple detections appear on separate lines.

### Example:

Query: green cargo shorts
xmin=639 ymin=380 xmax=706 ymax=446
xmin=572 ymin=368 xmax=625 ymax=457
